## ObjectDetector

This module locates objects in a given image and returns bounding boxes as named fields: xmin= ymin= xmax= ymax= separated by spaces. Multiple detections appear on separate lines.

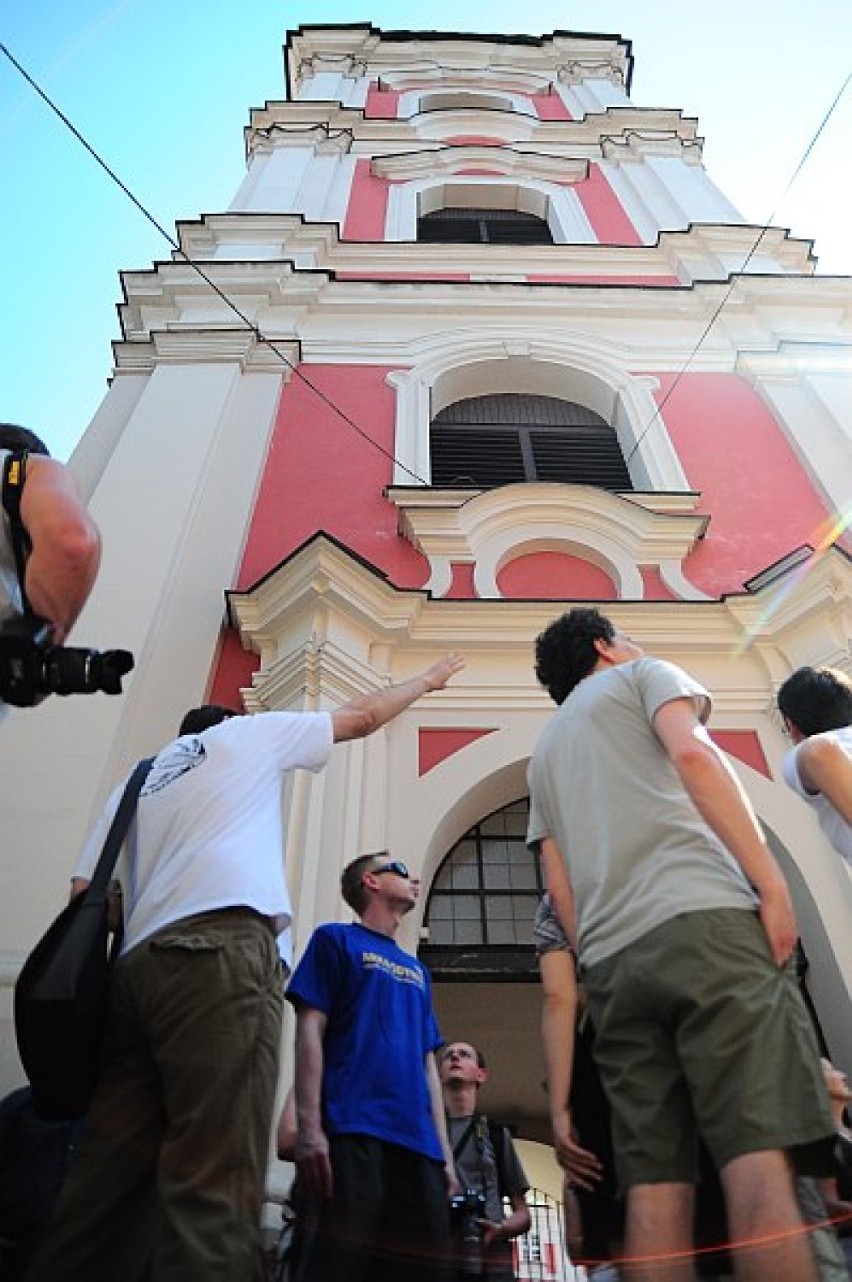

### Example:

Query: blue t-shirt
xmin=287 ymin=922 xmax=444 ymax=1160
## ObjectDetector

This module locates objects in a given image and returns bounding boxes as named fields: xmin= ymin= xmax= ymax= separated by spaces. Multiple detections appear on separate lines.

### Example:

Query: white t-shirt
xmin=783 ymin=726 xmax=852 ymax=867
xmin=73 ymin=710 xmax=334 ymax=965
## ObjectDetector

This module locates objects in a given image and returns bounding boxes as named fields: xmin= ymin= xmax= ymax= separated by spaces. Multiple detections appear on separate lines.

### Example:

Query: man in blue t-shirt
xmin=287 ymin=852 xmax=456 ymax=1281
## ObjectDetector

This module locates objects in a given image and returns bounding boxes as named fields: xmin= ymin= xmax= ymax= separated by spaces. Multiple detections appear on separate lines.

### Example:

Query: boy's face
xmin=441 ymin=1042 xmax=486 ymax=1087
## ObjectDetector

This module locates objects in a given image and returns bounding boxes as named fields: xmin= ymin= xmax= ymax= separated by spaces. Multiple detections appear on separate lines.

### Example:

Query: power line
xmin=623 ymin=71 xmax=851 ymax=468
xmin=2 ymin=40 xmax=847 ymax=489
xmin=0 ymin=40 xmax=427 ymax=485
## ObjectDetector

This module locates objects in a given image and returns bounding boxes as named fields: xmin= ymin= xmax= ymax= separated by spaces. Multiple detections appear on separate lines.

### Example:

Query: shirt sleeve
xmin=638 ymin=657 xmax=711 ymax=725
xmin=286 ymin=925 xmax=342 ymax=1013
xmin=526 ymin=757 xmax=552 ymax=849
xmin=533 ymin=893 xmax=571 ymax=958
xmin=500 ymin=1129 xmax=530 ymax=1197
xmin=782 ymin=745 xmax=808 ymax=797
xmin=256 ymin=710 xmax=334 ymax=774
xmin=71 ymin=783 xmax=123 ymax=881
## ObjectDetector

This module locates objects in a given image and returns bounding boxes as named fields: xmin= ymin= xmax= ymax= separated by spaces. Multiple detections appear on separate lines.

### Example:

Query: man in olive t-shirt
xmin=527 ymin=608 xmax=831 ymax=1282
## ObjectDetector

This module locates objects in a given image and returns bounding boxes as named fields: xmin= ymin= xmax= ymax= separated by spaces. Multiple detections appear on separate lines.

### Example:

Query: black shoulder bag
xmin=14 ymin=757 xmax=154 ymax=1120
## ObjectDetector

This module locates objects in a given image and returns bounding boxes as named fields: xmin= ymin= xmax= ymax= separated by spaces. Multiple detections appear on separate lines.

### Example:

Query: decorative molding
xmin=372 ymin=146 xmax=587 ymax=185
xmin=557 ymin=60 xmax=625 ymax=88
xmin=387 ymin=484 xmax=709 ymax=601
xmin=112 ymin=330 xmax=299 ymax=373
xmin=384 ymin=330 xmax=690 ymax=493
xmin=601 ymin=130 xmax=704 ymax=165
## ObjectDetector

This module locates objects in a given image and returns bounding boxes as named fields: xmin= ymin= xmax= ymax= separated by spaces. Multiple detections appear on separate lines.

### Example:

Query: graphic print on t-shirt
xmin=142 ymin=737 xmax=207 ymax=795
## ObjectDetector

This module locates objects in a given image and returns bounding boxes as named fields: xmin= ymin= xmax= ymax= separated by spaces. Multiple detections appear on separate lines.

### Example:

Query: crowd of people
xmin=2 ymin=420 xmax=852 ymax=1282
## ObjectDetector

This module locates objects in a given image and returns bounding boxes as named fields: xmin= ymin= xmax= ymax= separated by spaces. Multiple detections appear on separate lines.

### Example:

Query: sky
xmin=1 ymin=1 xmax=850 ymax=461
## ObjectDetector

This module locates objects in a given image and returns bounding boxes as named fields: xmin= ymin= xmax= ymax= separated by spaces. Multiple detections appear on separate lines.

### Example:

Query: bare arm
xmin=20 ymin=457 xmax=101 ymax=643
xmin=654 ymin=698 xmax=797 ymax=965
xmin=276 ymin=1086 xmax=297 ymax=1163
xmin=331 ymin=653 xmax=465 ymax=742
xmin=538 ymin=840 xmax=602 ymax=1187
xmin=794 ymin=735 xmax=852 ymax=825
xmin=294 ymin=1005 xmax=332 ymax=1201
xmin=480 ymin=1190 xmax=531 ymax=1247
xmin=426 ymin=1049 xmax=459 ymax=1195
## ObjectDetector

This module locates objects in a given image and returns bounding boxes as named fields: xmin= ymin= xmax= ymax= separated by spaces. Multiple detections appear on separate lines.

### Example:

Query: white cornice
xmin=111 ymin=329 xmax=299 ymax=372
xmin=371 ymin=145 xmax=587 ymax=184
xmin=226 ymin=534 xmax=852 ymax=716
xmin=601 ymin=130 xmax=704 ymax=165
xmin=173 ymin=213 xmax=816 ymax=284
xmin=244 ymin=101 xmax=697 ymax=158
xmin=287 ymin=29 xmax=632 ymax=95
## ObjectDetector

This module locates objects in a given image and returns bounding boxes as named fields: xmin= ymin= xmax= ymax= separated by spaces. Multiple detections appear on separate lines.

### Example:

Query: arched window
xmin=430 ymin=392 xmax=633 ymax=489
xmin=419 ymin=91 xmax=514 ymax=113
xmin=418 ymin=207 xmax=553 ymax=245
xmin=421 ymin=798 xmax=541 ymax=978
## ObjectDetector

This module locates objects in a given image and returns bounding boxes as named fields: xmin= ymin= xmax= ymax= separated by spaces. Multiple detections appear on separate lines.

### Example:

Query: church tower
xmin=2 ymin=24 xmax=850 ymax=1214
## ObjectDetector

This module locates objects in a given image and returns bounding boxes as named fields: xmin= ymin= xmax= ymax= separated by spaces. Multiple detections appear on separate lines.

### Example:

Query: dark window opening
xmin=421 ymin=798 xmax=541 ymax=979
xmin=418 ymin=206 xmax=553 ymax=245
xmin=430 ymin=392 xmax=633 ymax=490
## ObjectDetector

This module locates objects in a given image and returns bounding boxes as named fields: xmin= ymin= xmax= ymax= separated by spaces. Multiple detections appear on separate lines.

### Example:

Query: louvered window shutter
xmin=430 ymin=393 xmax=633 ymax=490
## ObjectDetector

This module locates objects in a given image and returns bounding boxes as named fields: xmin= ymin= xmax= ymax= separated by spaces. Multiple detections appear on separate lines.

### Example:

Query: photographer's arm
xmin=20 ymin=457 xmax=101 ymax=643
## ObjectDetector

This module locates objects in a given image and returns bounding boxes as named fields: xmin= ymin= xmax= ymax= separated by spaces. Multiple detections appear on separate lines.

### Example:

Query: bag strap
xmin=1 ymin=449 xmax=33 ymax=615
xmin=452 ymin=1113 xmax=510 ymax=1202
xmin=84 ymin=757 xmax=155 ymax=904
xmin=452 ymin=1116 xmax=478 ymax=1163
xmin=487 ymin=1117 xmax=508 ymax=1201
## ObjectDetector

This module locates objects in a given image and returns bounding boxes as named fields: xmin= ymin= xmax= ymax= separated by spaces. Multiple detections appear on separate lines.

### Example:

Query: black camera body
xmin=450 ymin=1188 xmax=488 ymax=1273
xmin=0 ymin=614 xmax=134 ymax=707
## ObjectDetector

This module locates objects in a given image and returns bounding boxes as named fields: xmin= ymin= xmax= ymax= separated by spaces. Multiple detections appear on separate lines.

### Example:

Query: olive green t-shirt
xmin=527 ymin=656 xmax=758 ymax=968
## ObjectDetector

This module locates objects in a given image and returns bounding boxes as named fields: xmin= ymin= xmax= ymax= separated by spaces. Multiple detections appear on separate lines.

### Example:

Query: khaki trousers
xmin=26 ymin=908 xmax=283 ymax=1282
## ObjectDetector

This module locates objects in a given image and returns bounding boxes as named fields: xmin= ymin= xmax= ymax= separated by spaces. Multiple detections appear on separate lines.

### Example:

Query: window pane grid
xmin=424 ymin=798 xmax=541 ymax=948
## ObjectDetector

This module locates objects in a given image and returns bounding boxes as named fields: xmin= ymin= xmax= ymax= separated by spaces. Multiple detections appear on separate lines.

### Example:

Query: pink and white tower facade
xmin=2 ymin=24 xmax=850 ymax=1198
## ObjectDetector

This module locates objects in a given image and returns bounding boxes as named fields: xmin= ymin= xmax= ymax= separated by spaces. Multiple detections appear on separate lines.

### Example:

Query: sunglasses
xmin=372 ymin=860 xmax=411 ymax=879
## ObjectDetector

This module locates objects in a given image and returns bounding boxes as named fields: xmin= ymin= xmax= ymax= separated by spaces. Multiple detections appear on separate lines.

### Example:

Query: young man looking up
xmin=288 ymin=852 xmax=456 ymax=1281
xmin=527 ymin=607 xmax=832 ymax=1282
xmin=440 ymin=1042 xmax=531 ymax=1281
xmin=28 ymin=653 xmax=464 ymax=1282
xmin=777 ymin=666 xmax=852 ymax=868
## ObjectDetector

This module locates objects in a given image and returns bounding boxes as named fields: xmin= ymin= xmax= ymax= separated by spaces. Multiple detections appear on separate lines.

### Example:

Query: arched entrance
xmin=420 ymin=796 xmax=553 ymax=1147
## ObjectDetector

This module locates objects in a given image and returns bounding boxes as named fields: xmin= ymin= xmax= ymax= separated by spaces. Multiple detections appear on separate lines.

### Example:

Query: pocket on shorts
xmin=151 ymin=931 xmax=225 ymax=953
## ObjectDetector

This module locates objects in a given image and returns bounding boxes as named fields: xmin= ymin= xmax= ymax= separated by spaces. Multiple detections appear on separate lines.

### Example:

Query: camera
xmin=450 ymin=1188 xmax=487 ymax=1273
xmin=0 ymin=615 xmax=134 ymax=707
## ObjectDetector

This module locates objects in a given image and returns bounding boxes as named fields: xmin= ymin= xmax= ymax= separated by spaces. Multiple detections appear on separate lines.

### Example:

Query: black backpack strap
xmin=1 ymin=449 xmax=33 ymax=614
xmin=452 ymin=1116 xmax=478 ymax=1163
xmin=84 ymin=758 xmax=155 ymax=905
xmin=486 ymin=1117 xmax=508 ymax=1200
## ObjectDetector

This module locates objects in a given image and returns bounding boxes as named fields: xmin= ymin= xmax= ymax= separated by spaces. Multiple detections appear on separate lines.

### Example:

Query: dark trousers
xmin=26 ymin=909 xmax=283 ymax=1282
xmin=293 ymin=1134 xmax=451 ymax=1282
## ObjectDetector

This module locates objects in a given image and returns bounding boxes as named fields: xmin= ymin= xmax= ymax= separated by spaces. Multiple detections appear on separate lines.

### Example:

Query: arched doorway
xmin=420 ymin=796 xmax=552 ymax=1146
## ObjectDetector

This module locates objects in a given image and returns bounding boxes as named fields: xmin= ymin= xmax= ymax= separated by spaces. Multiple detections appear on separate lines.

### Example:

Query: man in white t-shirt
xmin=27 ymin=652 xmax=464 ymax=1282
xmin=778 ymin=666 xmax=852 ymax=869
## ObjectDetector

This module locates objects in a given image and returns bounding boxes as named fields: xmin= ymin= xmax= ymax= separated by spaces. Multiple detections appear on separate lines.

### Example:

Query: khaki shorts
xmin=583 ymin=908 xmax=833 ymax=1189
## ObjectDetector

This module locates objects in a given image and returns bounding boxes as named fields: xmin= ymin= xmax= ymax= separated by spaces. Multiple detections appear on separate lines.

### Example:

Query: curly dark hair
xmin=534 ymin=608 xmax=615 ymax=705
xmin=777 ymin=666 xmax=852 ymax=737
